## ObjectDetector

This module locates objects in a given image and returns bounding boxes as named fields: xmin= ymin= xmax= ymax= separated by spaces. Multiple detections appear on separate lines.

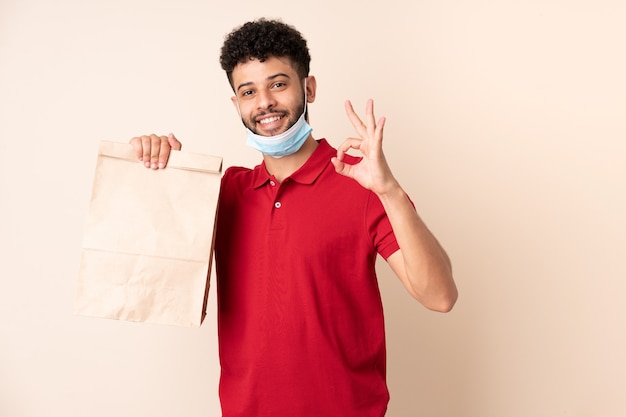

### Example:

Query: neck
xmin=263 ymin=136 xmax=318 ymax=182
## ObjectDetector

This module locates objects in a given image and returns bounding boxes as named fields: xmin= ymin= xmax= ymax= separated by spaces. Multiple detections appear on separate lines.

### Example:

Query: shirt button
xmin=274 ymin=201 xmax=282 ymax=209
xmin=269 ymin=180 xmax=276 ymax=187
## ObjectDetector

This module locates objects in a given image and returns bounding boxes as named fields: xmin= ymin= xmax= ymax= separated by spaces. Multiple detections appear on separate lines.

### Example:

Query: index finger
xmin=344 ymin=100 xmax=365 ymax=133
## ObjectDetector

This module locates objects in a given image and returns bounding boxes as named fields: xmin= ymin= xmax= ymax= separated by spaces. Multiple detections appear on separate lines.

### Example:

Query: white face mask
xmin=237 ymin=79 xmax=312 ymax=158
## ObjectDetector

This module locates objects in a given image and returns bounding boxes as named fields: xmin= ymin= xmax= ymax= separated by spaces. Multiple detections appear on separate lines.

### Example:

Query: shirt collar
xmin=252 ymin=139 xmax=335 ymax=188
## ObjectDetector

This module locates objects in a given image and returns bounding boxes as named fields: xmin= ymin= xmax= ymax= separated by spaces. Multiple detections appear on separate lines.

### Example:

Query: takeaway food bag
xmin=75 ymin=141 xmax=222 ymax=327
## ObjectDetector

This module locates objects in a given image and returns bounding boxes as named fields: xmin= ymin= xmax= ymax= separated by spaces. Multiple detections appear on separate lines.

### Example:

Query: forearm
xmin=378 ymin=182 xmax=458 ymax=312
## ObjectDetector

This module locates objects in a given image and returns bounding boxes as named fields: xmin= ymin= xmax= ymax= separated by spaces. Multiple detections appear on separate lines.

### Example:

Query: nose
xmin=256 ymin=88 xmax=276 ymax=110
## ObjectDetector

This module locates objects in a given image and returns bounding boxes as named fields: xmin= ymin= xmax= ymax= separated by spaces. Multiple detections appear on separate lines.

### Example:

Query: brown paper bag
xmin=75 ymin=141 xmax=222 ymax=327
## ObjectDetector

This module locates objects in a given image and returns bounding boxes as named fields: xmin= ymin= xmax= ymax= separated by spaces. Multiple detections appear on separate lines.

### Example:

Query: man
xmin=131 ymin=18 xmax=457 ymax=417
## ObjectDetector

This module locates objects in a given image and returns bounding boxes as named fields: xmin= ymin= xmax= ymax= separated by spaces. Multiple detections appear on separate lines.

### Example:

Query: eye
xmin=241 ymin=89 xmax=254 ymax=98
xmin=272 ymin=81 xmax=287 ymax=89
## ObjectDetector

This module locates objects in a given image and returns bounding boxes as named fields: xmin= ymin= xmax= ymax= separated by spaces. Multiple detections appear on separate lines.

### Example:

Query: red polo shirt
xmin=214 ymin=139 xmax=399 ymax=417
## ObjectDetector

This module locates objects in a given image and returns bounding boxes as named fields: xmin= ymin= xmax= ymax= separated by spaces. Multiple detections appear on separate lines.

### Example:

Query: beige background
xmin=1 ymin=0 xmax=624 ymax=416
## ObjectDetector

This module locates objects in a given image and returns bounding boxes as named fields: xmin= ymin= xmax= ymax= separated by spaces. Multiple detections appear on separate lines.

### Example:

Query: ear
xmin=305 ymin=75 xmax=317 ymax=103
xmin=230 ymin=96 xmax=241 ymax=116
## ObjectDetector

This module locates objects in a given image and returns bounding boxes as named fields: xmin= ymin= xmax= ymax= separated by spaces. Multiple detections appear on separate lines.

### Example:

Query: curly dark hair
xmin=219 ymin=18 xmax=311 ymax=89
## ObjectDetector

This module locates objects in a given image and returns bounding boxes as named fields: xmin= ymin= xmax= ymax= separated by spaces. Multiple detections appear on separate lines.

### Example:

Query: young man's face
xmin=230 ymin=55 xmax=310 ymax=137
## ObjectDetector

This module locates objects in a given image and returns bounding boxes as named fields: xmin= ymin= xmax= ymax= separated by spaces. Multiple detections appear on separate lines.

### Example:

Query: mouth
xmin=258 ymin=115 xmax=283 ymax=125
xmin=255 ymin=113 xmax=286 ymax=133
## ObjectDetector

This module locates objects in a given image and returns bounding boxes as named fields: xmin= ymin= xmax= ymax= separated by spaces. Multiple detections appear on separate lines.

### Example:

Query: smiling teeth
xmin=259 ymin=116 xmax=282 ymax=124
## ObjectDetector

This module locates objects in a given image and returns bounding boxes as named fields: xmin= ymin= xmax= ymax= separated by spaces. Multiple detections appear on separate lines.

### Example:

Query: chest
xmin=217 ymin=176 xmax=375 ymax=260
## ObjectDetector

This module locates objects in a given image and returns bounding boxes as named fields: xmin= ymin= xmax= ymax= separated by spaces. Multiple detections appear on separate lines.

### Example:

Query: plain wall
xmin=1 ymin=0 xmax=624 ymax=416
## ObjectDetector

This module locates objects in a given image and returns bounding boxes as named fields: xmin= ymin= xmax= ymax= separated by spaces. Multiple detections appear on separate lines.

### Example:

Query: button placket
xmin=268 ymin=177 xmax=288 ymax=231
xmin=269 ymin=177 xmax=282 ymax=210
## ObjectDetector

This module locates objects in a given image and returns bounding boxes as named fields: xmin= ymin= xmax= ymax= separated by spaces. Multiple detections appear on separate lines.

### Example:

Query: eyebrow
xmin=235 ymin=72 xmax=292 ymax=93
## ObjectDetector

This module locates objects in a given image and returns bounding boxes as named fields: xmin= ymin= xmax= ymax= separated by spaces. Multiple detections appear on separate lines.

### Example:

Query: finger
xmin=336 ymin=137 xmax=363 ymax=160
xmin=150 ymin=134 xmax=165 ymax=169
xmin=365 ymin=98 xmax=376 ymax=127
xmin=344 ymin=100 xmax=367 ymax=135
xmin=158 ymin=139 xmax=172 ymax=169
xmin=140 ymin=135 xmax=153 ymax=167
xmin=375 ymin=116 xmax=387 ymax=139
xmin=150 ymin=134 xmax=169 ymax=169
xmin=366 ymin=99 xmax=376 ymax=132
xmin=130 ymin=137 xmax=143 ymax=161
xmin=366 ymin=99 xmax=386 ymax=147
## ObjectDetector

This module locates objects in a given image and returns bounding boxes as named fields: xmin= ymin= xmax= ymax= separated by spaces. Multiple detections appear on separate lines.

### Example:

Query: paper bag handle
xmin=98 ymin=141 xmax=222 ymax=173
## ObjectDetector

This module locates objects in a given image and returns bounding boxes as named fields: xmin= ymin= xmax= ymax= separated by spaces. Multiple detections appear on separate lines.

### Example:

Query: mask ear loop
xmin=235 ymin=95 xmax=246 ymax=130
xmin=303 ymin=77 xmax=308 ymax=117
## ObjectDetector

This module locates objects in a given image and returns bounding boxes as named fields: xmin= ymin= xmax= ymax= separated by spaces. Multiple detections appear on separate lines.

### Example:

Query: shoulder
xmin=220 ymin=165 xmax=252 ymax=191
xmin=223 ymin=165 xmax=252 ymax=178
xmin=220 ymin=164 xmax=267 ymax=199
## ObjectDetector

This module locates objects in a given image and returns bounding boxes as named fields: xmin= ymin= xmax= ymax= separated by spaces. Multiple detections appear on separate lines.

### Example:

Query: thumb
xmin=168 ymin=133 xmax=182 ymax=150
xmin=331 ymin=156 xmax=350 ymax=178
